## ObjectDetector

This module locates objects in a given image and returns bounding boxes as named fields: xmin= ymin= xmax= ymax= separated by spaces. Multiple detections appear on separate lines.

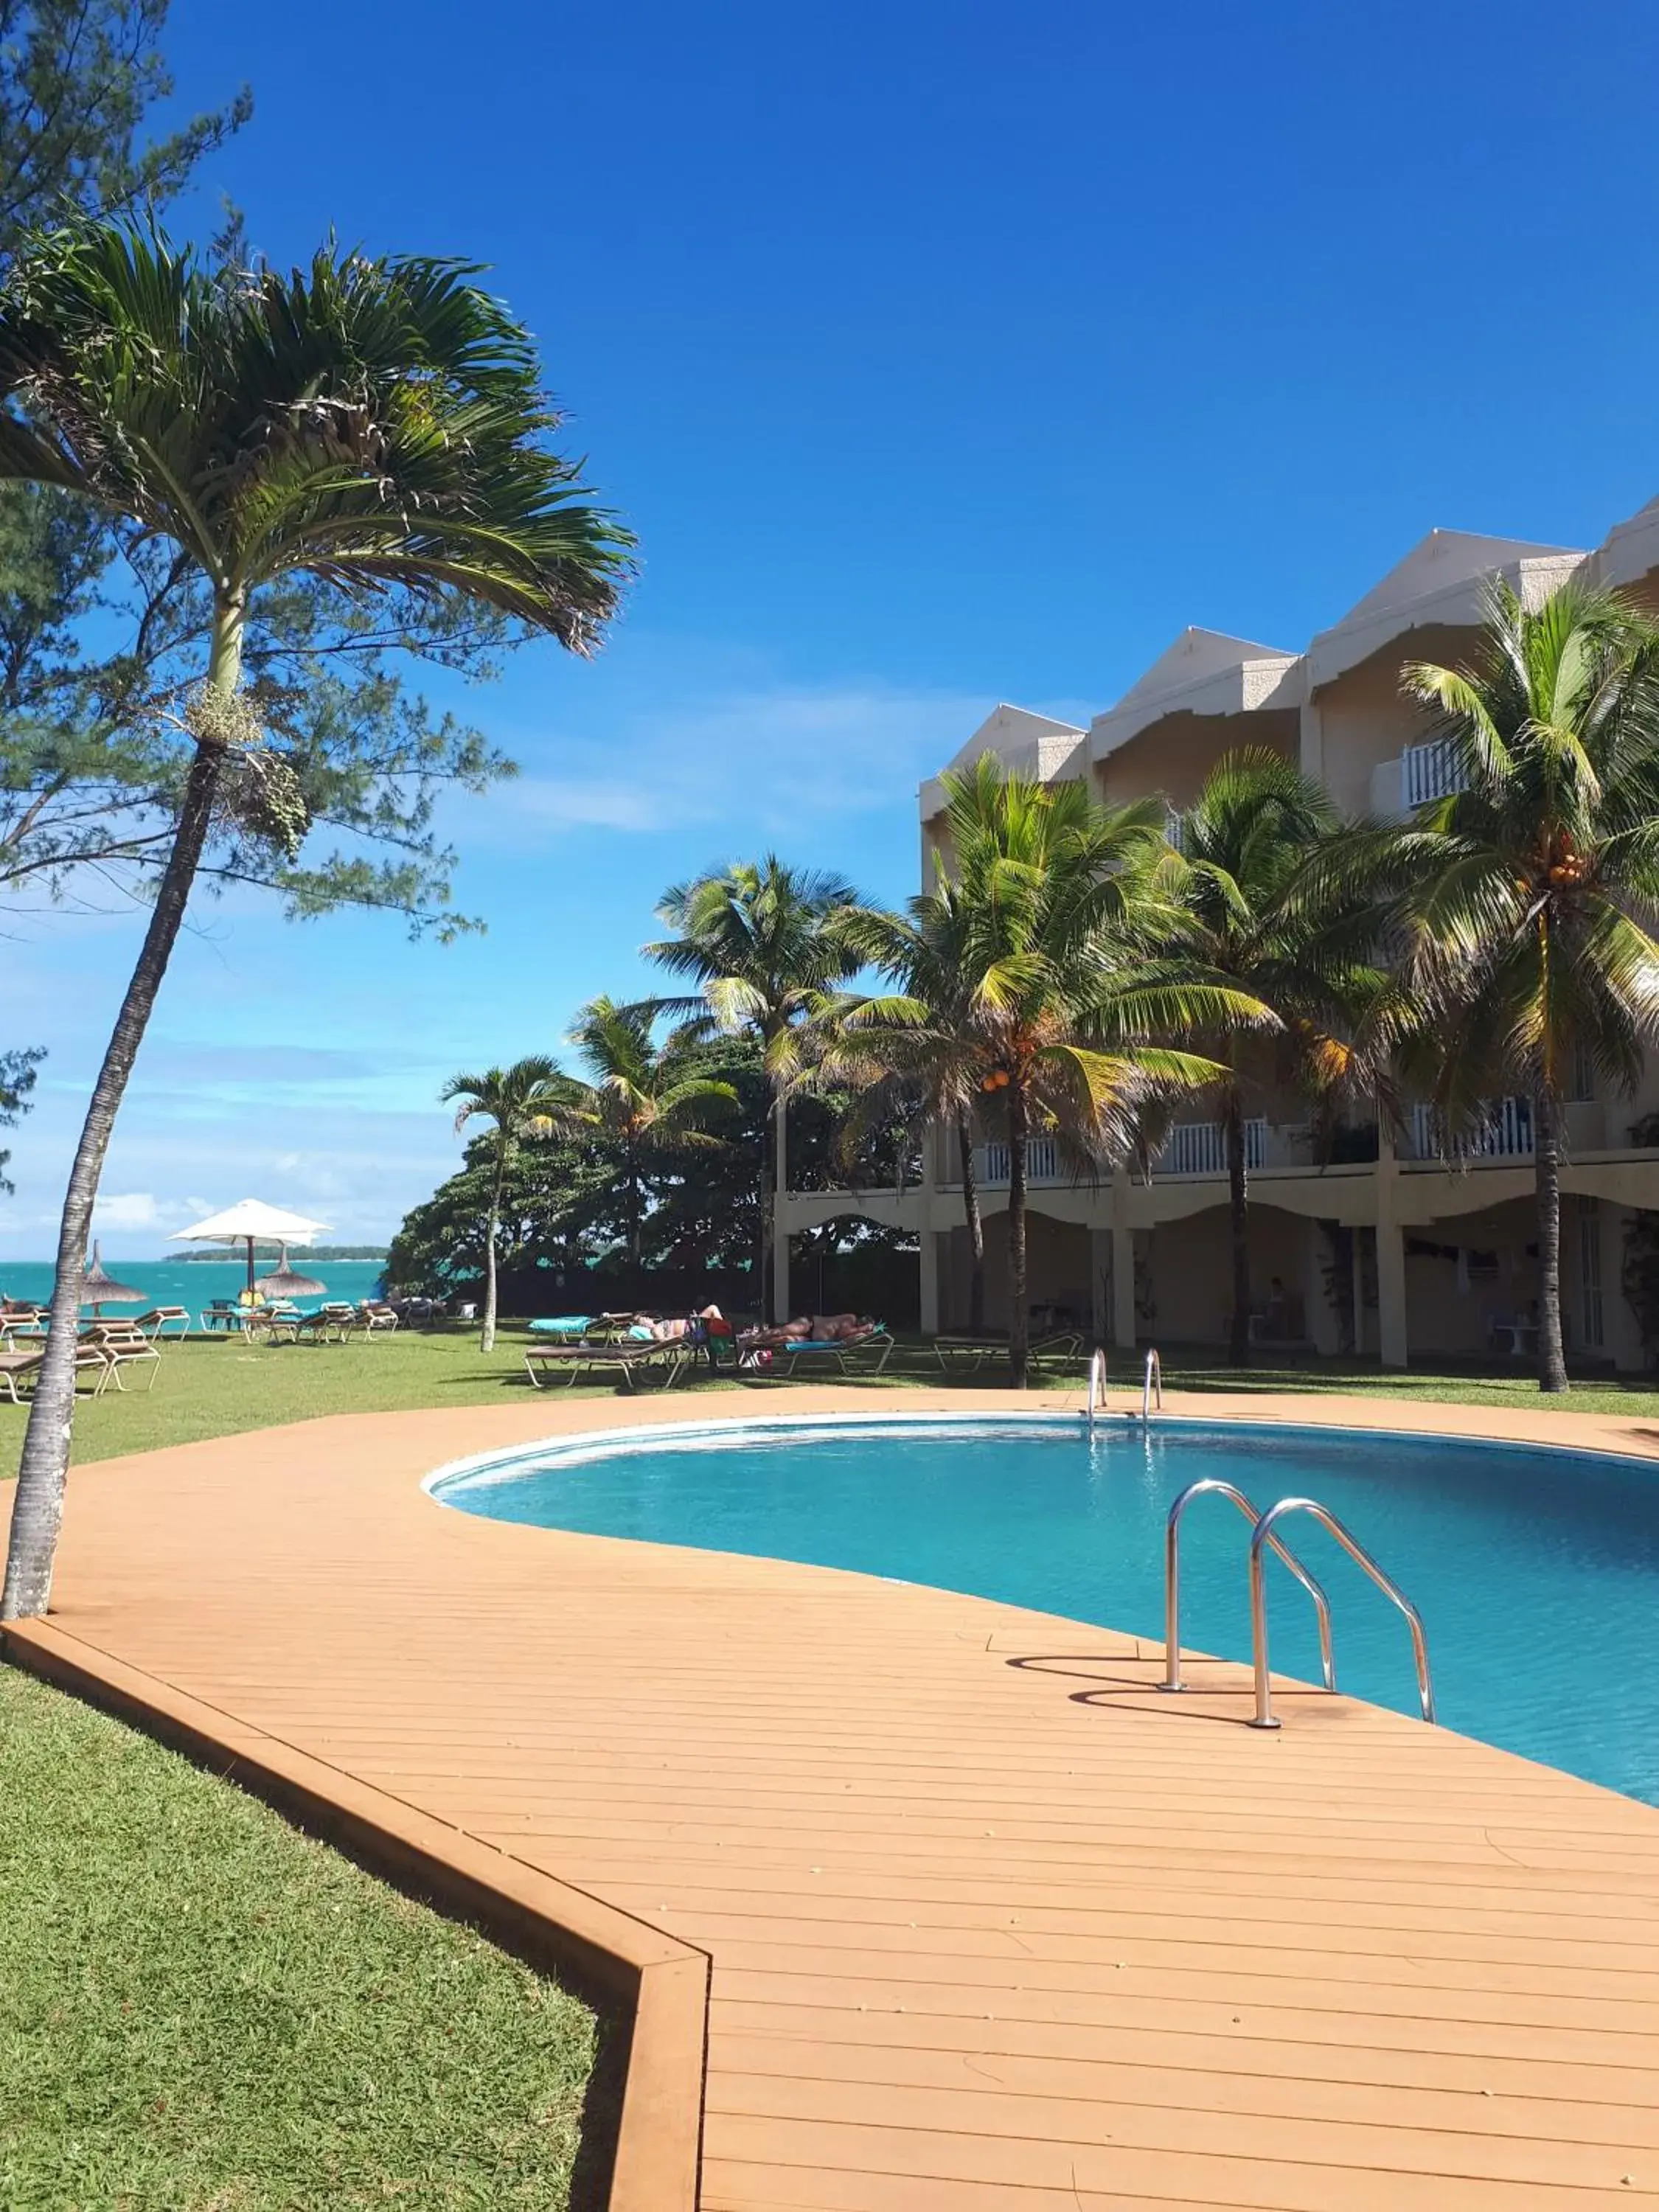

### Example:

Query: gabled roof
xmin=920 ymin=703 xmax=1086 ymax=818
xmin=1088 ymin=628 xmax=1302 ymax=764
xmin=1593 ymin=493 xmax=1659 ymax=591
xmin=1307 ymin=528 xmax=1586 ymax=689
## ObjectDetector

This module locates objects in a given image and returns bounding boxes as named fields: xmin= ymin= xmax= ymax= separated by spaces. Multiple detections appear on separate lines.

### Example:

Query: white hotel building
xmin=776 ymin=494 xmax=1659 ymax=1369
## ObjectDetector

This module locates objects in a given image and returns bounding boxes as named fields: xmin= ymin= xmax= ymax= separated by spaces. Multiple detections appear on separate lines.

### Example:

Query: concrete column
xmin=1375 ymin=1224 xmax=1408 ymax=1368
xmin=771 ymin=1094 xmax=789 ymax=1323
xmin=1090 ymin=1224 xmax=1110 ymax=1344
xmin=1111 ymin=1230 xmax=1136 ymax=1350
xmin=1305 ymin=1216 xmax=1340 ymax=1356
xmin=919 ymin=1225 xmax=940 ymax=1336
xmin=1375 ymin=1110 xmax=1407 ymax=1367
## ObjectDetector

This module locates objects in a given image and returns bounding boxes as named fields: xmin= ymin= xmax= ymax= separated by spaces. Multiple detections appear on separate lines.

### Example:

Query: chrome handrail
xmin=1161 ymin=1479 xmax=1334 ymax=1695
xmin=1141 ymin=1346 xmax=1163 ymax=1421
xmin=1084 ymin=1346 xmax=1108 ymax=1427
xmin=1248 ymin=1497 xmax=1435 ymax=1730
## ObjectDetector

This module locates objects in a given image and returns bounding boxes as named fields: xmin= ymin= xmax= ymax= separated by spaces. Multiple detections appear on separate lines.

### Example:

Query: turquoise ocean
xmin=0 ymin=1258 xmax=388 ymax=1315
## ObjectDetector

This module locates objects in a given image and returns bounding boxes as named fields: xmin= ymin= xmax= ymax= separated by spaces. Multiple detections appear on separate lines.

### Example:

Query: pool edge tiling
xmin=8 ymin=1385 xmax=1659 ymax=2209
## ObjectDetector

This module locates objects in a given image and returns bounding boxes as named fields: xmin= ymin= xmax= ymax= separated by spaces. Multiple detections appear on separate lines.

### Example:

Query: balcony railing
xmin=976 ymin=1137 xmax=1062 ymax=1186
xmin=1402 ymin=737 xmax=1465 ymax=808
xmin=1410 ymin=1097 xmax=1532 ymax=1161
xmin=1156 ymin=1117 xmax=1267 ymax=1177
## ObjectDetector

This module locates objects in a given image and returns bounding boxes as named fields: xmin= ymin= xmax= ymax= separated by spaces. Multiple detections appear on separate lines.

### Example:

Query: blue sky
xmin=7 ymin=0 xmax=1659 ymax=1256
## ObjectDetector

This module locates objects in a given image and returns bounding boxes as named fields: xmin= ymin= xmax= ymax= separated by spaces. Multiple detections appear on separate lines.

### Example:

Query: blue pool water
xmin=433 ymin=1416 xmax=1659 ymax=1804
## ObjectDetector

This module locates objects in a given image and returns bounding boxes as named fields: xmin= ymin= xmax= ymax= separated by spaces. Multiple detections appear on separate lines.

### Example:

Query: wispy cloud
xmin=475 ymin=678 xmax=998 ymax=843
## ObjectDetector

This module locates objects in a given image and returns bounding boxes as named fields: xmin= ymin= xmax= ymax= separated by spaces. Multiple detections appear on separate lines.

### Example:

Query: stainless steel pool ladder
xmin=1161 ymin=1480 xmax=1334 ymax=1699
xmin=1084 ymin=1345 xmax=1162 ymax=1427
xmin=1141 ymin=1347 xmax=1162 ymax=1422
xmin=1085 ymin=1347 xmax=1108 ymax=1427
xmin=1160 ymin=1482 xmax=1436 ymax=1730
xmin=1249 ymin=1499 xmax=1435 ymax=1730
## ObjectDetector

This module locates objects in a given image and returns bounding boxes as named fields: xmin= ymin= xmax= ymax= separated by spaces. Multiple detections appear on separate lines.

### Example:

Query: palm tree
xmin=830 ymin=870 xmax=994 ymax=1333
xmin=1163 ymin=748 xmax=1395 ymax=1367
xmin=442 ymin=1058 xmax=568 ymax=1351
xmin=563 ymin=997 xmax=736 ymax=1275
xmin=0 ymin=220 xmax=633 ymax=1620
xmin=1393 ymin=578 xmax=1659 ymax=1392
xmin=891 ymin=757 xmax=1250 ymax=1386
xmin=644 ymin=857 xmax=860 ymax=1320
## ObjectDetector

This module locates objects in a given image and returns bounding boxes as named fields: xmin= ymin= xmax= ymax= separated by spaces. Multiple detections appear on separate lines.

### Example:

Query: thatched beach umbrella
xmin=254 ymin=1242 xmax=327 ymax=1301
xmin=168 ymin=1198 xmax=331 ymax=1297
xmin=81 ymin=1241 xmax=146 ymax=1318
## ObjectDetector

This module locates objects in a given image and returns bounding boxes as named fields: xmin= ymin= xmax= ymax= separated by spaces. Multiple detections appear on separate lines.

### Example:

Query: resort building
xmin=779 ymin=492 xmax=1659 ymax=1368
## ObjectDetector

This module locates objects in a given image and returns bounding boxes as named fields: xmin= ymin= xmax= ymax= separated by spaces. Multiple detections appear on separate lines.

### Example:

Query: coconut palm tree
xmin=442 ymin=1058 xmax=568 ymax=1351
xmin=644 ymin=857 xmax=861 ymax=1319
xmin=0 ymin=220 xmax=633 ymax=1620
xmin=1162 ymin=748 xmax=1397 ymax=1367
xmin=1392 ymin=578 xmax=1659 ymax=1392
xmin=827 ymin=870 xmax=994 ymax=1333
xmin=878 ymin=757 xmax=1254 ymax=1386
xmin=563 ymin=996 xmax=737 ymax=1275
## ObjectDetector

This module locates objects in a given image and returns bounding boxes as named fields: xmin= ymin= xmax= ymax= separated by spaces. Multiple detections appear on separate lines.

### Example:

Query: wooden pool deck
xmin=7 ymin=1385 xmax=1659 ymax=2209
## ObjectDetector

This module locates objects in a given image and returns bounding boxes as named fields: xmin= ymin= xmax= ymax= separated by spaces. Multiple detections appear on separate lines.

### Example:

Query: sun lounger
xmin=750 ymin=1324 xmax=894 ymax=1377
xmin=86 ymin=1322 xmax=161 ymax=1392
xmin=521 ymin=1338 xmax=693 ymax=1392
xmin=528 ymin=1314 xmax=595 ymax=1338
xmin=133 ymin=1306 xmax=191 ymax=1340
xmin=357 ymin=1301 xmax=399 ymax=1333
xmin=0 ymin=1343 xmax=116 ymax=1403
xmin=0 ymin=1305 xmax=47 ymax=1342
xmin=932 ymin=1329 xmax=1085 ymax=1371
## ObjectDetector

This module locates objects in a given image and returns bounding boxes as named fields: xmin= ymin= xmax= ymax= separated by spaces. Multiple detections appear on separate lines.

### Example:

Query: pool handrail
xmin=1085 ymin=1346 xmax=1108 ymax=1427
xmin=1161 ymin=1478 xmax=1335 ymax=1698
xmin=1142 ymin=1346 xmax=1163 ymax=1422
xmin=1248 ymin=1496 xmax=1435 ymax=1730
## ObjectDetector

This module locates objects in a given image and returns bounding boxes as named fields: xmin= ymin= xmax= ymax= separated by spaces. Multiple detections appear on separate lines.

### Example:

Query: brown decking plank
xmin=13 ymin=1383 xmax=1659 ymax=2211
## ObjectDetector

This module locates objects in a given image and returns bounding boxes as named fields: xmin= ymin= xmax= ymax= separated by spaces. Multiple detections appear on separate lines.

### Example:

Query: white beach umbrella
xmin=170 ymin=1199 xmax=332 ymax=1296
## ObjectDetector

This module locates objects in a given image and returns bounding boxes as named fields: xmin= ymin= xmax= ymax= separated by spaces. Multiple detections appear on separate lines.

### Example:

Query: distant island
xmin=174 ymin=1245 xmax=389 ymax=1263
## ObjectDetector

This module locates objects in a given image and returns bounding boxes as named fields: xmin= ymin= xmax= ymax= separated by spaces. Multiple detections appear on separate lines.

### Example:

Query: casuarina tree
xmin=0 ymin=220 xmax=633 ymax=1618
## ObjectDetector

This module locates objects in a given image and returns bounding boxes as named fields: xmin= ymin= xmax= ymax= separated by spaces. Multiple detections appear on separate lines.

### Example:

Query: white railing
xmin=1402 ymin=738 xmax=1464 ymax=808
xmin=1156 ymin=1117 xmax=1267 ymax=1177
xmin=977 ymin=1136 xmax=1061 ymax=1186
xmin=1411 ymin=1096 xmax=1533 ymax=1160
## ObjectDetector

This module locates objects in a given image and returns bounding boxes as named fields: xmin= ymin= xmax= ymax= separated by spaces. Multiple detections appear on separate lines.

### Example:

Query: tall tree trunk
xmin=956 ymin=1116 xmax=985 ymax=1335
xmin=1007 ymin=1082 xmax=1030 ymax=1389
xmin=1225 ymin=1086 xmax=1251 ymax=1367
xmin=626 ymin=1132 xmax=643 ymax=1279
xmin=1535 ymin=1085 xmax=1569 ymax=1394
xmin=3 ymin=599 xmax=243 ymax=1621
xmin=480 ymin=1147 xmax=504 ymax=1353
xmin=758 ymin=1091 xmax=774 ymax=1323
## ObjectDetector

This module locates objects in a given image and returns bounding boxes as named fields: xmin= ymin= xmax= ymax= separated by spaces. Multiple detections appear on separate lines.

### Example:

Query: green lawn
xmin=0 ymin=1666 xmax=599 ymax=2212
xmin=4 ymin=1320 xmax=1658 ymax=1467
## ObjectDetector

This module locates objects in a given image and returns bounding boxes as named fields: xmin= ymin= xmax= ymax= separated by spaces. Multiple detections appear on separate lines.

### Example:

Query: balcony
xmin=1369 ymin=739 xmax=1466 ymax=818
xmin=1155 ymin=1117 xmax=1268 ymax=1177
xmin=1409 ymin=1097 xmax=1531 ymax=1161
xmin=975 ymin=1137 xmax=1064 ymax=1187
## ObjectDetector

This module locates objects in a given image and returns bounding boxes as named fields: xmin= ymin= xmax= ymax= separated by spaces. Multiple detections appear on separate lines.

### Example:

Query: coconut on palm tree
xmin=441 ymin=1058 xmax=568 ymax=1350
xmin=563 ymin=997 xmax=736 ymax=1277
xmin=0 ymin=220 xmax=632 ymax=1620
xmin=897 ymin=758 xmax=1253 ymax=1386
xmin=1392 ymin=579 xmax=1659 ymax=1392
xmin=644 ymin=857 xmax=860 ymax=1321
xmin=1160 ymin=749 xmax=1400 ymax=1366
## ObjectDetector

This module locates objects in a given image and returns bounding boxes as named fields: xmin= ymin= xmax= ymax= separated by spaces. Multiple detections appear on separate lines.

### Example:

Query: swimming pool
xmin=431 ymin=1414 xmax=1659 ymax=1804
